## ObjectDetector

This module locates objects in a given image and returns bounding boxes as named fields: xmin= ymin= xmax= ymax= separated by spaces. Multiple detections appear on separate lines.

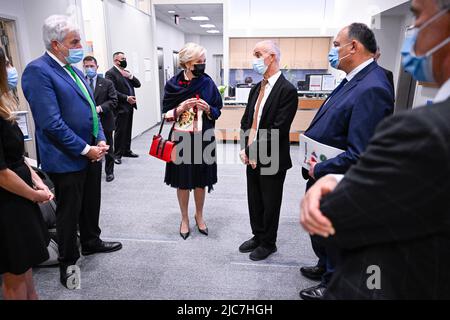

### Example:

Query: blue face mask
xmin=252 ymin=57 xmax=268 ymax=75
xmin=328 ymin=42 xmax=352 ymax=69
xmin=401 ymin=9 xmax=450 ymax=83
xmin=59 ymin=42 xmax=84 ymax=64
xmin=85 ymin=67 xmax=97 ymax=79
xmin=7 ymin=67 xmax=18 ymax=89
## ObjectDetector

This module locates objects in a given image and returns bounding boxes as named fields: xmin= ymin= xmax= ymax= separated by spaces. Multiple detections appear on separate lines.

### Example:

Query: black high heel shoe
xmin=195 ymin=215 xmax=208 ymax=236
xmin=179 ymin=222 xmax=190 ymax=240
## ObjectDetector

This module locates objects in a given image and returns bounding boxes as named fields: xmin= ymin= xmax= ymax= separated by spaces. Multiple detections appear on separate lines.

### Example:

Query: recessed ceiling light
xmin=206 ymin=30 xmax=220 ymax=33
xmin=200 ymin=24 xmax=215 ymax=28
xmin=190 ymin=16 xmax=209 ymax=21
xmin=168 ymin=10 xmax=176 ymax=14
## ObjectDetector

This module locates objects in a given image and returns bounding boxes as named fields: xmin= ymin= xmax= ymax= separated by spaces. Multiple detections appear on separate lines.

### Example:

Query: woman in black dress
xmin=0 ymin=48 xmax=53 ymax=300
xmin=162 ymin=43 xmax=222 ymax=240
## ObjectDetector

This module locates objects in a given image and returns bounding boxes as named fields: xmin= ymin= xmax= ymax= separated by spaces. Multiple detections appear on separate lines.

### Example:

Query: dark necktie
xmin=89 ymin=78 xmax=94 ymax=92
xmin=326 ymin=78 xmax=348 ymax=103
xmin=123 ymin=77 xmax=133 ymax=95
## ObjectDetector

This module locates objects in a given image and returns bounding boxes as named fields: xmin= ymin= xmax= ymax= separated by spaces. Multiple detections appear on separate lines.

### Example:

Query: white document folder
xmin=299 ymin=134 xmax=345 ymax=170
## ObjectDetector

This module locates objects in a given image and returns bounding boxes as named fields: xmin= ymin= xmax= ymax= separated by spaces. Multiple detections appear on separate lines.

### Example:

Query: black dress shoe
xmin=82 ymin=240 xmax=122 ymax=256
xmin=59 ymin=264 xmax=80 ymax=290
xmin=194 ymin=215 xmax=208 ymax=236
xmin=299 ymin=284 xmax=327 ymax=300
xmin=180 ymin=222 xmax=190 ymax=240
xmin=239 ymin=238 xmax=259 ymax=253
xmin=106 ymin=174 xmax=115 ymax=182
xmin=114 ymin=158 xmax=122 ymax=164
xmin=122 ymin=151 xmax=139 ymax=158
xmin=300 ymin=265 xmax=326 ymax=281
xmin=249 ymin=245 xmax=277 ymax=261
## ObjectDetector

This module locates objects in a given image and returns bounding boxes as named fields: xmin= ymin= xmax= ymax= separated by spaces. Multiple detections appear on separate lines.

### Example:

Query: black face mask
xmin=192 ymin=63 xmax=205 ymax=77
xmin=119 ymin=60 xmax=127 ymax=68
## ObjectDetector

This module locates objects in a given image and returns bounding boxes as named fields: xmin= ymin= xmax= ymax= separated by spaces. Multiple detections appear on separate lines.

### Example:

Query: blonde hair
xmin=0 ymin=92 xmax=18 ymax=122
xmin=178 ymin=43 xmax=207 ymax=69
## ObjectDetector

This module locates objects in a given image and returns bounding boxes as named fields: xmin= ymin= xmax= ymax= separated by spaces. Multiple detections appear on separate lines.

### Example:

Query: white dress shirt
xmin=114 ymin=65 xmax=134 ymax=80
xmin=254 ymin=70 xmax=282 ymax=139
xmin=434 ymin=78 xmax=450 ymax=103
xmin=345 ymin=58 xmax=374 ymax=82
xmin=46 ymin=50 xmax=92 ymax=155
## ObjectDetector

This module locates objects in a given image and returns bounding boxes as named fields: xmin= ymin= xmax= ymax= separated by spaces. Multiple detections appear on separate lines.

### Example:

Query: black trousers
xmin=246 ymin=166 xmax=286 ymax=248
xmin=306 ymin=178 xmax=339 ymax=286
xmin=104 ymin=130 xmax=114 ymax=175
xmin=114 ymin=109 xmax=133 ymax=158
xmin=49 ymin=162 xmax=102 ymax=265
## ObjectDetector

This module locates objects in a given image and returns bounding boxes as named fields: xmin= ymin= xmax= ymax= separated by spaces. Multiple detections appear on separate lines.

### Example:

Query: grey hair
xmin=436 ymin=0 xmax=450 ymax=9
xmin=178 ymin=43 xmax=207 ymax=69
xmin=258 ymin=40 xmax=281 ymax=63
xmin=42 ymin=15 xmax=80 ymax=50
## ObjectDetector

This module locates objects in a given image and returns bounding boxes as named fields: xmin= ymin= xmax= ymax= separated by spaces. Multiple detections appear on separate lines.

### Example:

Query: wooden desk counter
xmin=215 ymin=105 xmax=317 ymax=142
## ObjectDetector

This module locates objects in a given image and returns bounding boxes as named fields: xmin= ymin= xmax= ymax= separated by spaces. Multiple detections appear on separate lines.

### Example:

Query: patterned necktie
xmin=248 ymin=79 xmax=268 ymax=145
xmin=65 ymin=65 xmax=99 ymax=138
xmin=89 ymin=78 xmax=94 ymax=92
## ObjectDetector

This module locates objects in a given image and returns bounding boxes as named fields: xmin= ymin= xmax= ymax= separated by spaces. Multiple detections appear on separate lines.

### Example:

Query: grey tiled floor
xmin=4 ymin=126 xmax=318 ymax=300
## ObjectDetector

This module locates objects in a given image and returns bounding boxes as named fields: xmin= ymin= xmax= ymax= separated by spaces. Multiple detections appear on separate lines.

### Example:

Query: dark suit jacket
xmin=318 ymin=98 xmax=450 ymax=299
xmin=240 ymin=73 xmax=298 ymax=173
xmin=91 ymin=76 xmax=118 ymax=132
xmin=381 ymin=66 xmax=395 ymax=99
xmin=302 ymin=61 xmax=394 ymax=181
xmin=105 ymin=66 xmax=141 ymax=113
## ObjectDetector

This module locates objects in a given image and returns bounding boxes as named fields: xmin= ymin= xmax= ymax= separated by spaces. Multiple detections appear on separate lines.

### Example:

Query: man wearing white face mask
xmin=300 ymin=0 xmax=450 ymax=299
xmin=22 ymin=15 xmax=122 ymax=290
xmin=238 ymin=40 xmax=298 ymax=261
xmin=299 ymin=23 xmax=394 ymax=300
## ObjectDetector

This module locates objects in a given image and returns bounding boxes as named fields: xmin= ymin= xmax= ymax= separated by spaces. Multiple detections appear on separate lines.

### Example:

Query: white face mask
xmin=252 ymin=56 xmax=268 ymax=75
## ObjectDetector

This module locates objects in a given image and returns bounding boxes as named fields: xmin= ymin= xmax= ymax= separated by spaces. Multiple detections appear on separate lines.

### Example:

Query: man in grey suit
xmin=300 ymin=0 xmax=450 ymax=299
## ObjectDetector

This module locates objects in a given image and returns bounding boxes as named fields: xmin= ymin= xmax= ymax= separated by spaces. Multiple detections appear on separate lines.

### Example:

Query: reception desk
xmin=215 ymin=97 xmax=325 ymax=142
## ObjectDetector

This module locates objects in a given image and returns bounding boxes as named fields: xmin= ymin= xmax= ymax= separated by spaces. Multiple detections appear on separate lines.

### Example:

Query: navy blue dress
xmin=163 ymin=72 xmax=223 ymax=192
xmin=0 ymin=117 xmax=49 ymax=275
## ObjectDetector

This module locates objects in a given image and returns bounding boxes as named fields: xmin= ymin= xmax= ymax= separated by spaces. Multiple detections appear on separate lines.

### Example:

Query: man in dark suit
xmin=22 ymin=15 xmax=122 ymax=289
xmin=238 ymin=40 xmax=298 ymax=261
xmin=300 ymin=0 xmax=450 ymax=299
xmin=105 ymin=52 xmax=141 ymax=164
xmin=299 ymin=23 xmax=394 ymax=300
xmin=374 ymin=46 xmax=395 ymax=99
xmin=83 ymin=56 xmax=118 ymax=182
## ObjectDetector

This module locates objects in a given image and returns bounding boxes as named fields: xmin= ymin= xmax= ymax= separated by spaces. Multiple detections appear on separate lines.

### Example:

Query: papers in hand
xmin=299 ymin=134 xmax=345 ymax=170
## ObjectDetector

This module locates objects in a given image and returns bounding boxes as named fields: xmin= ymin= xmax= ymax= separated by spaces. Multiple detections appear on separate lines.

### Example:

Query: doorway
xmin=0 ymin=17 xmax=37 ymax=159
xmin=157 ymin=47 xmax=165 ymax=113
xmin=395 ymin=64 xmax=416 ymax=112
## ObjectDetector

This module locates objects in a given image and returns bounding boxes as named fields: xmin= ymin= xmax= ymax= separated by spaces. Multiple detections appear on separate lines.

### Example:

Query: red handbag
xmin=149 ymin=117 xmax=175 ymax=162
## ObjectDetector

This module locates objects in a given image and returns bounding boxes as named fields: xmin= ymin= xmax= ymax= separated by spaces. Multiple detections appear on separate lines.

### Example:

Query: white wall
xmin=373 ymin=14 xmax=408 ymax=95
xmin=199 ymin=35 xmax=223 ymax=85
xmin=155 ymin=18 xmax=185 ymax=80
xmin=105 ymin=0 xmax=160 ymax=138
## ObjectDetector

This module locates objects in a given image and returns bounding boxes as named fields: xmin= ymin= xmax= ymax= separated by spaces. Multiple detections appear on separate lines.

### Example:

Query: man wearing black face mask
xmin=105 ymin=52 xmax=141 ymax=164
